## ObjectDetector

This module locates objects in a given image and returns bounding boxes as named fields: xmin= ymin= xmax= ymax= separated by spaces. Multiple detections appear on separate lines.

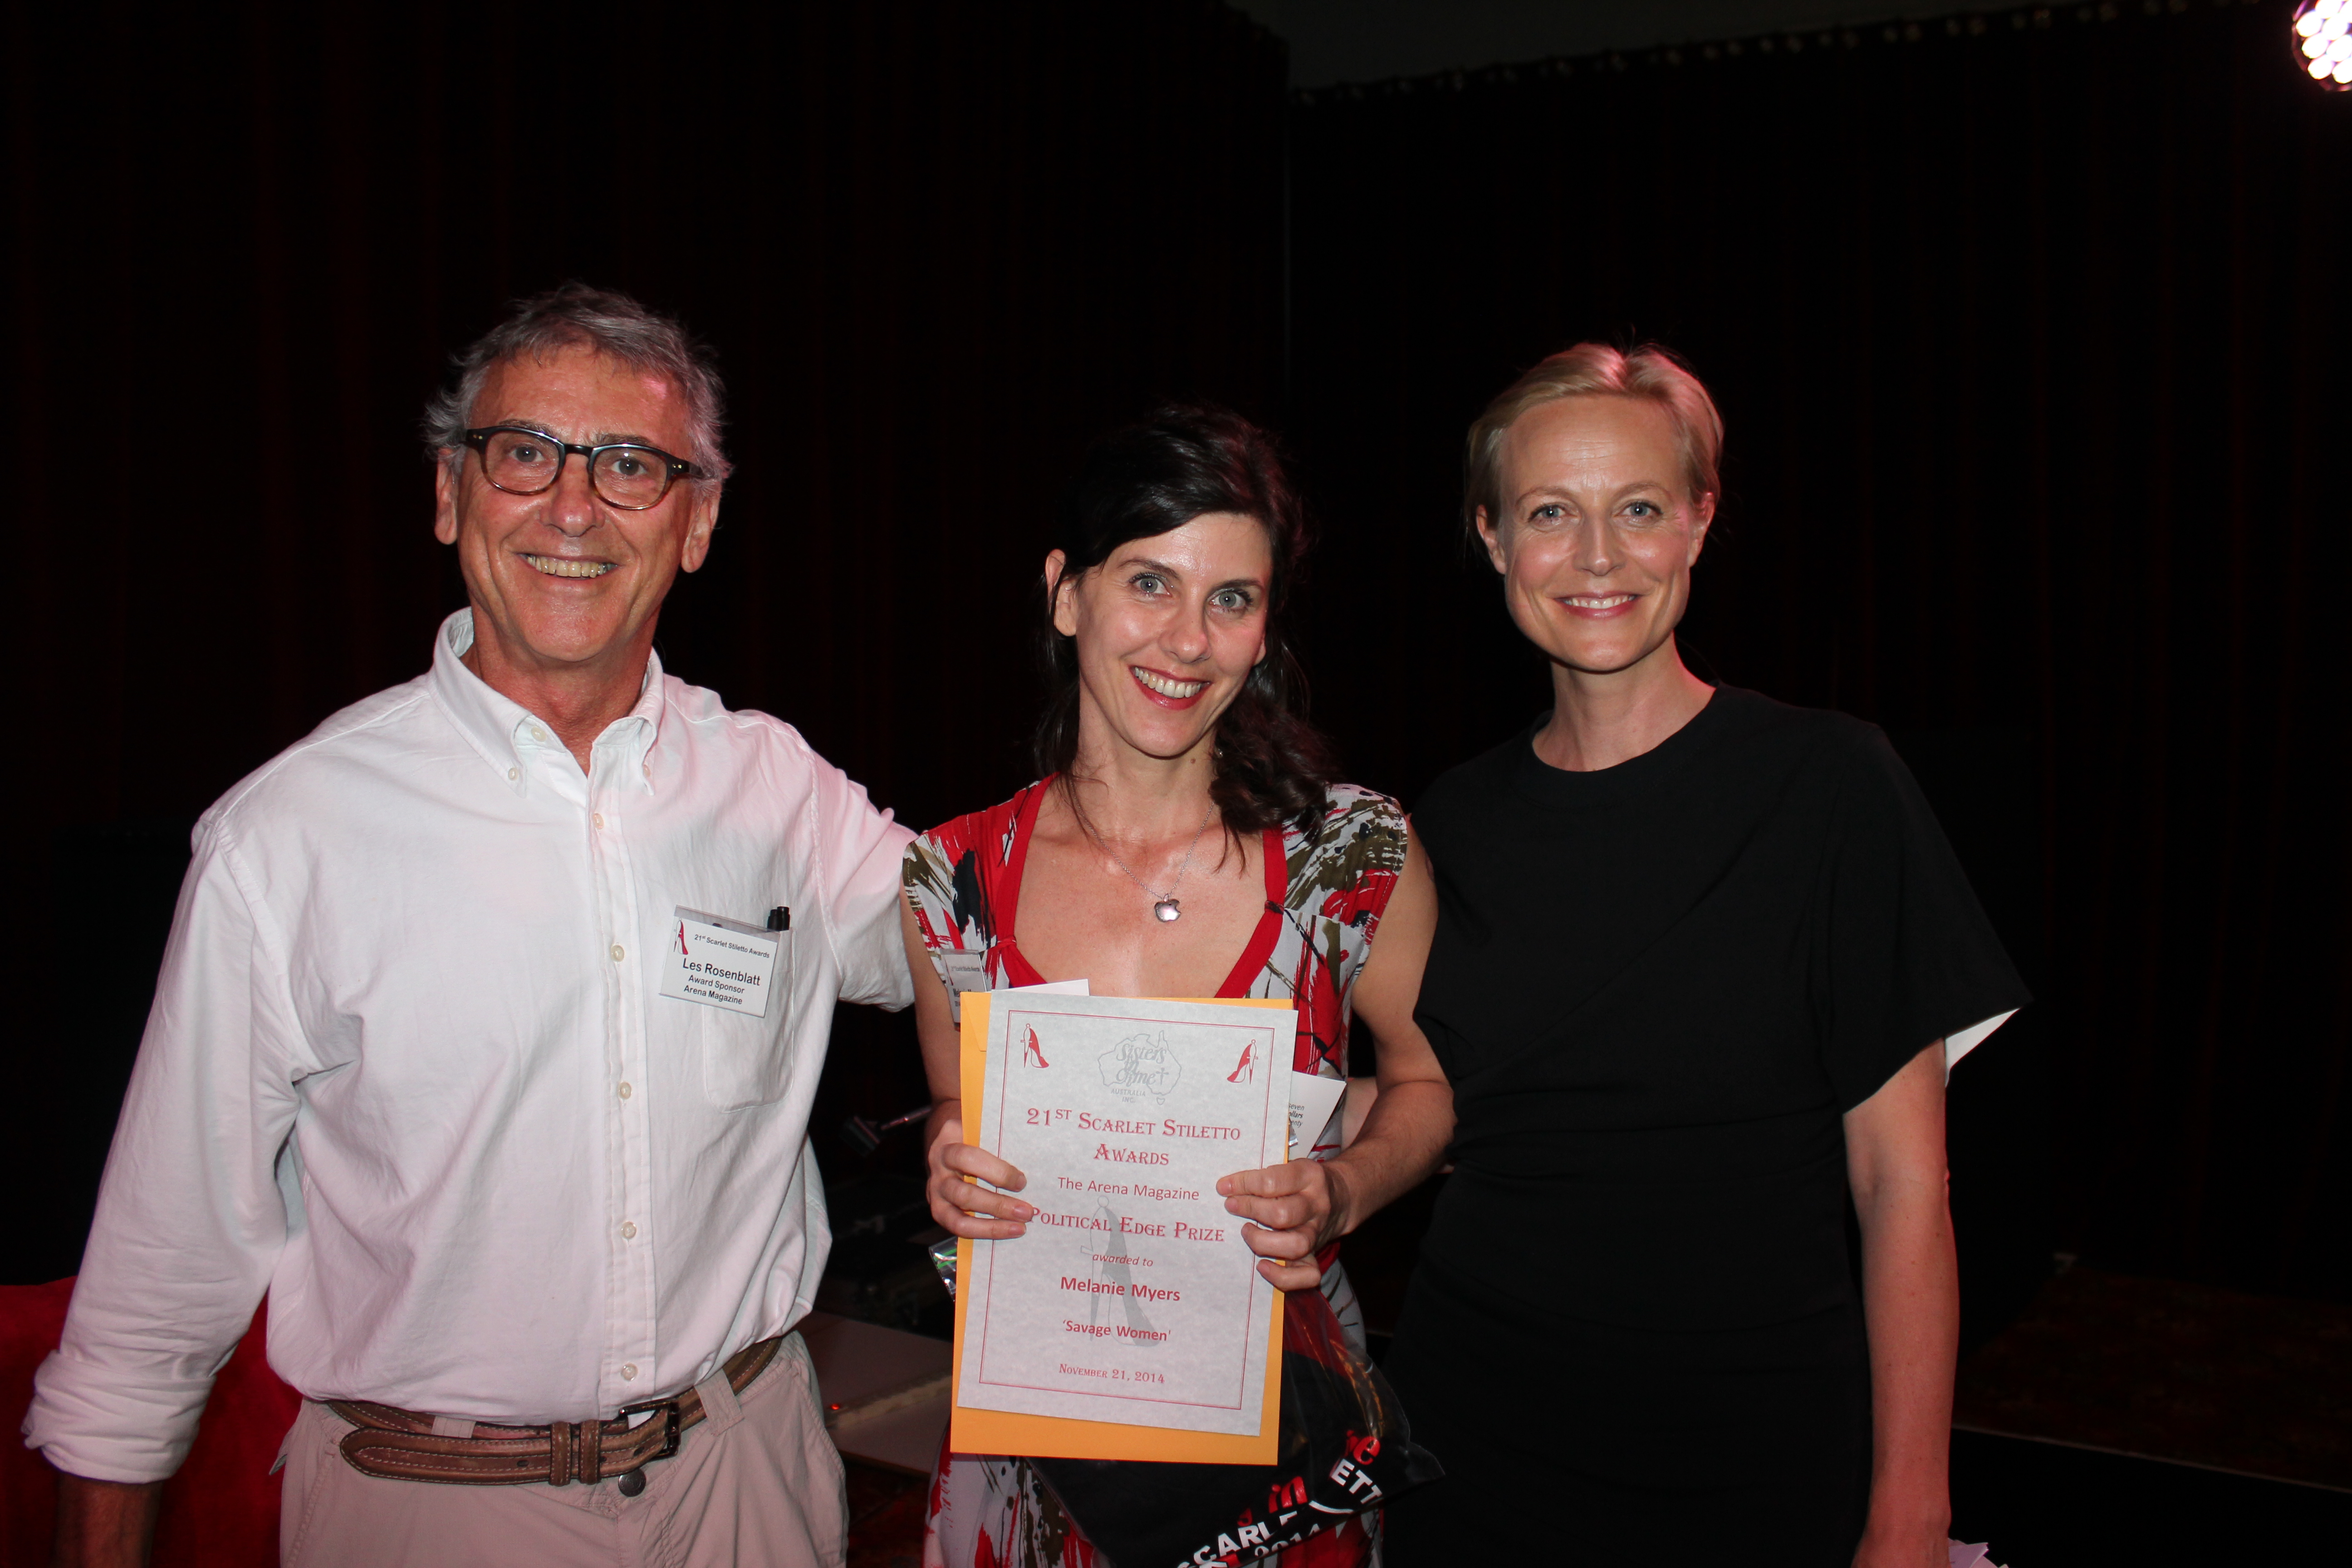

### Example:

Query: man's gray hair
xmin=422 ymin=282 xmax=733 ymax=483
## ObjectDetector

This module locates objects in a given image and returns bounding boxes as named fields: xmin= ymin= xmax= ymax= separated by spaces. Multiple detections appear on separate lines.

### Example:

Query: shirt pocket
xmin=698 ymin=934 xmax=796 ymax=1109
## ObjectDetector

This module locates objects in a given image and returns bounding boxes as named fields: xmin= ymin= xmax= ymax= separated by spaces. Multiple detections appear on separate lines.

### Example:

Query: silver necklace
xmin=1101 ymin=803 xmax=1220 ymax=923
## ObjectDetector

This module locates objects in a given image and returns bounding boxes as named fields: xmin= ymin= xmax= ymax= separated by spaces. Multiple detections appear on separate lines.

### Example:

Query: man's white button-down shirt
xmin=26 ymin=610 xmax=913 ymax=1482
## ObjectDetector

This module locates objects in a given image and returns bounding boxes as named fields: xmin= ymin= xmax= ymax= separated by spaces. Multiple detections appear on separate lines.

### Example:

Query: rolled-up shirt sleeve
xmin=24 ymin=818 xmax=309 ymax=1483
xmin=799 ymin=742 xmax=916 ymax=1013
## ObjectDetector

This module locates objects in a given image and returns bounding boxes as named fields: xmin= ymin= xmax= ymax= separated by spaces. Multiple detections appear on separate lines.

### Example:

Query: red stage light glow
xmin=2294 ymin=0 xmax=2352 ymax=89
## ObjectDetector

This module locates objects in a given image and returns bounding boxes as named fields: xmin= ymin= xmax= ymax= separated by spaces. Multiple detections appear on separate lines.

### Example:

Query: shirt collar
xmin=428 ymin=609 xmax=666 ymax=795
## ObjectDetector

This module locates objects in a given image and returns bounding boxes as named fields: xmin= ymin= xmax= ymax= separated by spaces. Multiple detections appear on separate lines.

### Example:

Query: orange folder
xmin=947 ymin=990 xmax=1290 ymax=1463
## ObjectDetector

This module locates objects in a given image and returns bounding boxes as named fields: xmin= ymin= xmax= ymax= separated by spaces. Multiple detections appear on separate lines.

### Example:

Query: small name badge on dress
xmin=661 ymin=906 xmax=784 ymax=1018
xmin=939 ymin=950 xmax=990 ymax=1021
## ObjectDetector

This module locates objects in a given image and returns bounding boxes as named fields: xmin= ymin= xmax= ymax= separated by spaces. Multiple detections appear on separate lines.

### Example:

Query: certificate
xmin=951 ymin=991 xmax=1290 ymax=1461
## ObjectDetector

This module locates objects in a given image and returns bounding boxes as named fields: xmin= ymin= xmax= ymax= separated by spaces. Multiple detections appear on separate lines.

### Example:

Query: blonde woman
xmin=1380 ymin=346 xmax=2027 ymax=1568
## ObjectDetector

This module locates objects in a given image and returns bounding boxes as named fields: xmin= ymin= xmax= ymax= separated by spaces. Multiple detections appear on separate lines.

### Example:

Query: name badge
xmin=939 ymin=949 xmax=990 ymax=1022
xmin=661 ymin=906 xmax=783 ymax=1018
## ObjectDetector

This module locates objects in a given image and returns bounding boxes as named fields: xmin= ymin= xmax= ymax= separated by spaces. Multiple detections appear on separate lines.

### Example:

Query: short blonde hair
xmin=1463 ymin=342 xmax=1724 ymax=536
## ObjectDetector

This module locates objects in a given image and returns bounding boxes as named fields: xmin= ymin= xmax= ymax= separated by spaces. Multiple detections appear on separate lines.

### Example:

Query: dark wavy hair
xmin=1035 ymin=404 xmax=1334 ymax=838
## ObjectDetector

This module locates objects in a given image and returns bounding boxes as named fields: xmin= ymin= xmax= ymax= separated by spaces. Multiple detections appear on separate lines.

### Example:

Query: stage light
xmin=2295 ymin=0 xmax=2352 ymax=89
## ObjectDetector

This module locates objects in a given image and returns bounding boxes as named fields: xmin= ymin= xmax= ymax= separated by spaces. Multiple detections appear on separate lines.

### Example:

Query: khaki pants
xmin=276 ymin=1333 xmax=846 ymax=1568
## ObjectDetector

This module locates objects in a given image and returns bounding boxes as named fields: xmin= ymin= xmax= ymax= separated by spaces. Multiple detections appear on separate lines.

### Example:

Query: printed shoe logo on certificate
xmin=958 ymin=993 xmax=1286 ymax=1446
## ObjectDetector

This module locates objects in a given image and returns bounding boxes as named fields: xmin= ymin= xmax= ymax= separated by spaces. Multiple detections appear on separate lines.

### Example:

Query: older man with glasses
xmin=29 ymin=284 xmax=912 ymax=1567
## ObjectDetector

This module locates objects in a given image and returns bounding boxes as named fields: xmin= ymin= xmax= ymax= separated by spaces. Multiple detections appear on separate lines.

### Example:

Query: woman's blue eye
xmin=1213 ymin=590 xmax=1251 ymax=612
xmin=1133 ymin=574 xmax=1166 ymax=594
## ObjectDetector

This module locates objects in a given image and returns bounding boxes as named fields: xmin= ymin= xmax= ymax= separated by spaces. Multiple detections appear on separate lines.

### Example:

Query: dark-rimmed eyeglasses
xmin=463 ymin=426 xmax=703 ymax=510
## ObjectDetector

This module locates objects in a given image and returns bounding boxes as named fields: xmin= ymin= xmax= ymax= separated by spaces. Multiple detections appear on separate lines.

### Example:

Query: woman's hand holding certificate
xmin=925 ymin=1121 xmax=1033 ymax=1240
xmin=925 ymin=1045 xmax=1343 ymax=1291
xmin=1215 ymin=1154 xmax=1351 ymax=1292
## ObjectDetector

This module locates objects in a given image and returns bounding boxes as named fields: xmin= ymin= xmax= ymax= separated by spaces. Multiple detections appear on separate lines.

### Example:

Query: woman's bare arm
xmin=1217 ymin=827 xmax=1454 ymax=1289
xmin=1844 ymin=1041 xmax=1957 ymax=1568
xmin=1338 ymin=1074 xmax=1378 ymax=1147
xmin=902 ymin=897 xmax=1035 ymax=1240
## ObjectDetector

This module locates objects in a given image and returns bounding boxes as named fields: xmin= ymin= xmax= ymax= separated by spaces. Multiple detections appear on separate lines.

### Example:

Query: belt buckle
xmin=616 ymin=1396 xmax=684 ymax=1462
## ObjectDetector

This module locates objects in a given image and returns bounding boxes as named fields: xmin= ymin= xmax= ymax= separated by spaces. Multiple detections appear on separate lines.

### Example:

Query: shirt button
xmin=593 ymin=813 xmax=605 ymax=829
xmin=530 ymin=725 xmax=549 ymax=743
xmin=621 ymin=1364 xmax=637 ymax=1381
xmin=611 ymin=944 xmax=625 ymax=962
xmin=617 ymin=1082 xmax=633 ymax=1100
xmin=507 ymin=767 xmax=520 ymax=782
xmin=621 ymin=1221 xmax=638 ymax=1240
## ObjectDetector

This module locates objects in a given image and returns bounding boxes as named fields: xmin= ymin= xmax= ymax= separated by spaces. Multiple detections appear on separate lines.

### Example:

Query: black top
xmin=1409 ymin=686 xmax=2030 ymax=1334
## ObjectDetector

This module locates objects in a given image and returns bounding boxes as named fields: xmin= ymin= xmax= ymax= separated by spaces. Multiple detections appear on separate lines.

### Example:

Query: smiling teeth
xmin=1131 ymin=667 xmax=1208 ymax=699
xmin=1567 ymin=594 xmax=1633 ymax=608
xmin=523 ymin=555 xmax=615 ymax=578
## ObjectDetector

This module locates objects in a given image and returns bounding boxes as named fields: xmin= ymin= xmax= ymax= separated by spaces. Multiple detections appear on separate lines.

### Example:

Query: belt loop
xmin=695 ymin=1366 xmax=745 ymax=1436
xmin=578 ymin=1417 xmax=603 ymax=1485
xmin=549 ymin=1421 xmax=574 ymax=1486
xmin=429 ymin=1415 xmax=476 ymax=1440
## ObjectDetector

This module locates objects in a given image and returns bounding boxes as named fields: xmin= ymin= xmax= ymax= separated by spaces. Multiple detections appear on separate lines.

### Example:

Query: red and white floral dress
xmin=902 ymin=779 xmax=1410 ymax=1568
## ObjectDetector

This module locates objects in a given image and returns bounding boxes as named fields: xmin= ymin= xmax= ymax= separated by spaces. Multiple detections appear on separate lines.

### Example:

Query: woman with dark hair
xmin=1377 ymin=345 xmax=2029 ymax=1568
xmin=899 ymin=405 xmax=1452 ymax=1567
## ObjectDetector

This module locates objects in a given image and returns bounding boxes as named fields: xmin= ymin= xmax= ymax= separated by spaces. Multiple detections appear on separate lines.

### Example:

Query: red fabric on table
xmin=1 ymin=1277 xmax=297 ymax=1568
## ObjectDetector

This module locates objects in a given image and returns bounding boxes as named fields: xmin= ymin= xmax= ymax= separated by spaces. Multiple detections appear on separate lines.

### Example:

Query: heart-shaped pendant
xmin=1153 ymin=898 xmax=1182 ymax=922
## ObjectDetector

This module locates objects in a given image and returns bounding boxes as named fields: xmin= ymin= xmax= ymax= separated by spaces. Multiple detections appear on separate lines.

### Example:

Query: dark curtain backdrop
xmin=8 ymin=0 xmax=2347 ymax=1318
xmin=1284 ymin=0 xmax=2352 ymax=1303
xmin=4 ymin=0 xmax=1286 ymax=1283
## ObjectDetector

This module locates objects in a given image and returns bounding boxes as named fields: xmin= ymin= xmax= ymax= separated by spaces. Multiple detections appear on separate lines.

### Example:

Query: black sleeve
xmin=1818 ymin=726 xmax=2032 ymax=1112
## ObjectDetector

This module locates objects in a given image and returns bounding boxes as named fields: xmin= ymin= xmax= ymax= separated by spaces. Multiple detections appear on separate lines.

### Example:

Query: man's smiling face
xmin=433 ymin=342 xmax=719 ymax=682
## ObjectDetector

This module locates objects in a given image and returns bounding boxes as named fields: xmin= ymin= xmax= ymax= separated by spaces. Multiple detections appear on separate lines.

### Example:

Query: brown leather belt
xmin=328 ymin=1335 xmax=782 ymax=1488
